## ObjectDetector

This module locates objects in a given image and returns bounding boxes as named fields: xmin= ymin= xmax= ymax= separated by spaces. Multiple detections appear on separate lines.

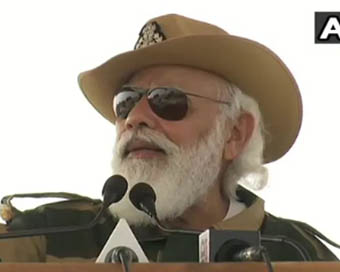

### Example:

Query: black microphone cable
xmin=259 ymin=246 xmax=274 ymax=272
xmin=234 ymin=233 xmax=312 ymax=272
xmin=261 ymin=235 xmax=311 ymax=261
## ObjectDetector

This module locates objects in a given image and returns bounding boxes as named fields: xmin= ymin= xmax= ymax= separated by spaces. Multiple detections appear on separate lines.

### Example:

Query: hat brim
xmin=78 ymin=34 xmax=302 ymax=163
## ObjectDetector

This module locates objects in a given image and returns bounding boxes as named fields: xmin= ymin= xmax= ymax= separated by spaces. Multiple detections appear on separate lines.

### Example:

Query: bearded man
xmin=77 ymin=13 xmax=338 ymax=261
xmin=109 ymin=65 xmax=261 ymax=230
xmin=0 ymin=13 xmax=338 ymax=262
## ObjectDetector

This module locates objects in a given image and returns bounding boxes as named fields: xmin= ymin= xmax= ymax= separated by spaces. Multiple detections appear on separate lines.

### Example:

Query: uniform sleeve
xmin=261 ymin=213 xmax=339 ymax=261
xmin=0 ymin=224 xmax=46 ymax=262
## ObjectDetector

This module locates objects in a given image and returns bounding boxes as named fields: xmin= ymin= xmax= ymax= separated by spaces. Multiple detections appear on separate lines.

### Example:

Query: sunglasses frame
xmin=113 ymin=85 xmax=231 ymax=121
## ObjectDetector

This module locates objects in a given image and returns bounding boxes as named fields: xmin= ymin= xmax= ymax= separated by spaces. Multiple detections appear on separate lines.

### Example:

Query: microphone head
xmin=215 ymin=239 xmax=250 ymax=262
xmin=129 ymin=183 xmax=157 ymax=219
xmin=102 ymin=175 xmax=128 ymax=207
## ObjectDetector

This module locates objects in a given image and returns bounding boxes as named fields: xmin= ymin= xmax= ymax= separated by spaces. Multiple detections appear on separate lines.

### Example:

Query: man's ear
xmin=224 ymin=112 xmax=255 ymax=161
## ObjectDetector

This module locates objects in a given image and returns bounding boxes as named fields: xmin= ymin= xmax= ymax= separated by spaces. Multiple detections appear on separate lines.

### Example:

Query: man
xmin=0 ymin=13 xmax=338 ymax=262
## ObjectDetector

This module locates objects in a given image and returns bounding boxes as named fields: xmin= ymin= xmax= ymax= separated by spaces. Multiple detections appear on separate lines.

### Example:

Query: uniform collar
xmin=213 ymin=186 xmax=265 ymax=231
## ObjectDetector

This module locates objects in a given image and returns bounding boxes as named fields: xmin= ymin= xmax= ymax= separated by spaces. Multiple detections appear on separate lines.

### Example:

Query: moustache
xmin=115 ymin=128 xmax=180 ymax=159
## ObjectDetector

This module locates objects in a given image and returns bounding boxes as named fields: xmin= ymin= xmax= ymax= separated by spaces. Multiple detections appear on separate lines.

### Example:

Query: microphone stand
xmin=139 ymin=203 xmax=201 ymax=235
xmin=107 ymin=246 xmax=138 ymax=272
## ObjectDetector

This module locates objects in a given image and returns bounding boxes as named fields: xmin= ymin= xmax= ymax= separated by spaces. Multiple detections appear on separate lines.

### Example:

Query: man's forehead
xmin=126 ymin=65 xmax=228 ymax=96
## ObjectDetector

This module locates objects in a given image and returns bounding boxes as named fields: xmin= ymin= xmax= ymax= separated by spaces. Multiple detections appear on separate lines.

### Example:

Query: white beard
xmin=110 ymin=118 xmax=226 ymax=226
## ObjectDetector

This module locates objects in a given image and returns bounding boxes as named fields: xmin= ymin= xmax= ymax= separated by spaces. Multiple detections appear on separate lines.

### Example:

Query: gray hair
xmin=217 ymin=81 xmax=268 ymax=198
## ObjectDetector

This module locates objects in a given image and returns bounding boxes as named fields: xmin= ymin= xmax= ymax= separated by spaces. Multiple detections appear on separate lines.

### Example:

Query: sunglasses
xmin=113 ymin=86 xmax=231 ymax=121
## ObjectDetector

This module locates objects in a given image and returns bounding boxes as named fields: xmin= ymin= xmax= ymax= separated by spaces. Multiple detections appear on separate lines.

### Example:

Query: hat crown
xmin=134 ymin=14 xmax=228 ymax=50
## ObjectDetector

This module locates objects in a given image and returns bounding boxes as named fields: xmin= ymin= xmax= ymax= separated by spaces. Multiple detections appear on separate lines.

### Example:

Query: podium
xmin=0 ymin=262 xmax=339 ymax=272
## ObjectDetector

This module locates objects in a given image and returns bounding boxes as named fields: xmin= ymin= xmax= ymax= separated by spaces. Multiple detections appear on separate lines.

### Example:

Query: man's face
xmin=110 ymin=65 xmax=230 ymax=225
xmin=116 ymin=65 xmax=225 ymax=150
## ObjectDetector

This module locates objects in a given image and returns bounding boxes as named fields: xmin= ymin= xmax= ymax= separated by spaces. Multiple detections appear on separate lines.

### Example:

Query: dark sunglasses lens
xmin=114 ymin=91 xmax=142 ymax=119
xmin=147 ymin=88 xmax=188 ymax=121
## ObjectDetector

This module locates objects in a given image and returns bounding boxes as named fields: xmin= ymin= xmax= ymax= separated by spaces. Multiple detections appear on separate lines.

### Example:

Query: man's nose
xmin=125 ymin=97 xmax=157 ymax=129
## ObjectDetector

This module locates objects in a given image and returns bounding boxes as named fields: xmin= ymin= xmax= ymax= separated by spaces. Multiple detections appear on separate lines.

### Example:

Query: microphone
xmin=128 ymin=183 xmax=157 ymax=219
xmin=199 ymin=228 xmax=261 ymax=262
xmin=96 ymin=218 xmax=148 ymax=263
xmin=129 ymin=183 xmax=269 ymax=265
xmin=129 ymin=183 xmax=200 ymax=235
xmin=128 ymin=183 xmax=309 ymax=267
xmin=232 ymin=245 xmax=274 ymax=272
xmin=106 ymin=246 xmax=138 ymax=263
xmin=0 ymin=175 xmax=128 ymax=239
xmin=102 ymin=175 xmax=128 ymax=208
xmin=106 ymin=246 xmax=138 ymax=272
